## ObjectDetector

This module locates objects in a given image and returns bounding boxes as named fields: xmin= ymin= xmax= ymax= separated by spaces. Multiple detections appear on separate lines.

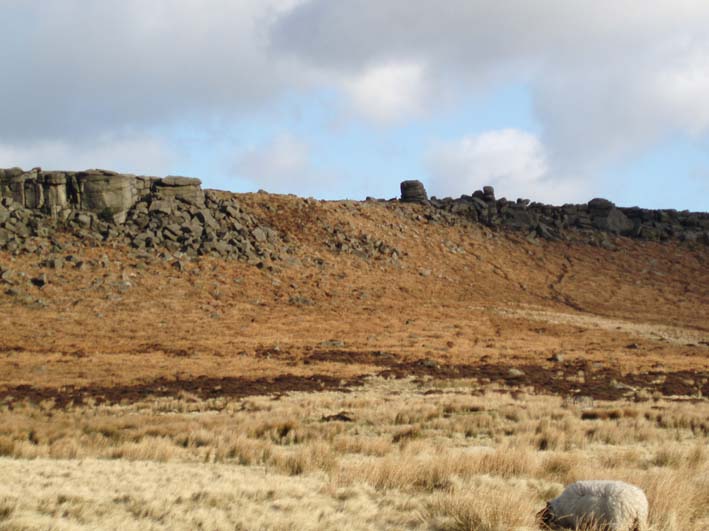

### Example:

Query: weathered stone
xmin=78 ymin=172 xmax=135 ymax=223
xmin=2 ymin=167 xmax=23 ymax=180
xmin=1 ymin=269 xmax=17 ymax=284
xmin=592 ymin=207 xmax=634 ymax=235
xmin=74 ymin=213 xmax=92 ymax=227
xmin=252 ymin=227 xmax=268 ymax=243
xmin=482 ymin=186 xmax=495 ymax=202
xmin=161 ymin=176 xmax=202 ymax=187
xmin=400 ymin=180 xmax=428 ymax=203
xmin=24 ymin=179 xmax=44 ymax=209
xmin=43 ymin=172 xmax=69 ymax=217
xmin=43 ymin=257 xmax=64 ymax=270
xmin=154 ymin=176 xmax=204 ymax=205
xmin=31 ymin=273 xmax=48 ymax=287
xmin=149 ymin=199 xmax=173 ymax=215
xmin=536 ymin=222 xmax=557 ymax=240
xmin=195 ymin=210 xmax=217 ymax=229
xmin=471 ymin=197 xmax=488 ymax=212
xmin=504 ymin=208 xmax=538 ymax=230
xmin=587 ymin=198 xmax=615 ymax=212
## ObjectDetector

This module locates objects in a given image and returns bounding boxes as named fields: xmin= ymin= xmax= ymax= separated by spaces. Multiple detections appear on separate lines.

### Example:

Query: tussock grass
xmin=429 ymin=487 xmax=537 ymax=531
xmin=0 ymin=497 xmax=17 ymax=521
xmin=0 ymin=378 xmax=707 ymax=530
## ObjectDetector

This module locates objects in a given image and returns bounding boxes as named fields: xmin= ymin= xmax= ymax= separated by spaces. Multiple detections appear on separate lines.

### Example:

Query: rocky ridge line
xmin=0 ymin=167 xmax=285 ymax=262
xmin=401 ymin=180 xmax=709 ymax=244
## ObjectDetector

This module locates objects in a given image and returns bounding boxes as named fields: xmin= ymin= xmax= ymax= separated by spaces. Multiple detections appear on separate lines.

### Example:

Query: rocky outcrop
xmin=2 ymin=166 xmax=707 ymax=262
xmin=420 ymin=183 xmax=708 ymax=243
xmin=0 ymin=167 xmax=285 ymax=262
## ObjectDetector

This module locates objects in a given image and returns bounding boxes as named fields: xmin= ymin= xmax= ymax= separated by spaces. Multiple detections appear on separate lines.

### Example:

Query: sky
xmin=1 ymin=0 xmax=708 ymax=211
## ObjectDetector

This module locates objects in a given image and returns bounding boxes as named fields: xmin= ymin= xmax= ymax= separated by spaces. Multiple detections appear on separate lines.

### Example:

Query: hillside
xmin=1 ymin=185 xmax=707 ymax=403
xmin=1 ymin=172 xmax=708 ymax=530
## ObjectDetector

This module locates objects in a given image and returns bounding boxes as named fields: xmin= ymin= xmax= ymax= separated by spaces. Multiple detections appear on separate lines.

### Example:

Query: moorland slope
xmin=1 ymin=186 xmax=707 ymax=404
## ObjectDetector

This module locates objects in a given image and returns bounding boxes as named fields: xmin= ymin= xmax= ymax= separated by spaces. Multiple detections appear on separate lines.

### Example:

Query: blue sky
xmin=1 ymin=1 xmax=708 ymax=211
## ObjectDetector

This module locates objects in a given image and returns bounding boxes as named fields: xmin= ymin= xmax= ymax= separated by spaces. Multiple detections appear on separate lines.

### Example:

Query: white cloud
xmin=343 ymin=62 xmax=429 ymax=124
xmin=274 ymin=0 xmax=709 ymax=172
xmin=0 ymin=134 xmax=177 ymax=176
xmin=2 ymin=1 xmax=709 ymax=202
xmin=427 ymin=129 xmax=589 ymax=203
xmin=0 ymin=0 xmax=306 ymax=142
xmin=233 ymin=134 xmax=331 ymax=195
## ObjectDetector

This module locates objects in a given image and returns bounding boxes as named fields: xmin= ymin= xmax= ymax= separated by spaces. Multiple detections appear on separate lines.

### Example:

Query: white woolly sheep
xmin=538 ymin=480 xmax=648 ymax=531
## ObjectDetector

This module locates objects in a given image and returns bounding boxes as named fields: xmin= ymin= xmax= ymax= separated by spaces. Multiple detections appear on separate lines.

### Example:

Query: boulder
xmin=587 ymin=197 xmax=615 ymax=212
xmin=400 ymin=180 xmax=428 ymax=203
xmin=482 ymin=185 xmax=496 ymax=202
xmin=154 ymin=176 xmax=204 ymax=206
xmin=504 ymin=207 xmax=538 ymax=230
xmin=161 ymin=176 xmax=201 ymax=187
xmin=587 ymin=199 xmax=634 ymax=235
xmin=78 ymin=171 xmax=136 ymax=223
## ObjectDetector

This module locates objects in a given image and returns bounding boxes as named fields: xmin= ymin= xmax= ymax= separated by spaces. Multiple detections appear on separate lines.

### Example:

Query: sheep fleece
xmin=547 ymin=480 xmax=648 ymax=530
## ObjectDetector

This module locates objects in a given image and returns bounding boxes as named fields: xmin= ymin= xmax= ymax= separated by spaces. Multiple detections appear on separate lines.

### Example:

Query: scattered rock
xmin=1 ymin=269 xmax=17 ymax=284
xmin=31 ymin=273 xmax=47 ymax=288
xmin=548 ymin=352 xmax=565 ymax=363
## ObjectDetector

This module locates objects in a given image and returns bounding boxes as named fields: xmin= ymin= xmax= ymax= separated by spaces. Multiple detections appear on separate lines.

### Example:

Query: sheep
xmin=537 ymin=480 xmax=648 ymax=531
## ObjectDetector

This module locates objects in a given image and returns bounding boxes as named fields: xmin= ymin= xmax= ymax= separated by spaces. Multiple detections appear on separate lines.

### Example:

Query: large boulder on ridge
xmin=587 ymin=198 xmax=634 ymax=235
xmin=400 ymin=180 xmax=428 ymax=203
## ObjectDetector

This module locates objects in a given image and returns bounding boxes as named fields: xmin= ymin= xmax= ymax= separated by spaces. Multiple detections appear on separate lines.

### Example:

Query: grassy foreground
xmin=1 ymin=378 xmax=707 ymax=531
xmin=1 ymin=194 xmax=707 ymax=529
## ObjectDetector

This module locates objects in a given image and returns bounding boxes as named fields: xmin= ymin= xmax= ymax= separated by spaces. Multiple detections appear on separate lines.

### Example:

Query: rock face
xmin=78 ymin=171 xmax=136 ymax=224
xmin=587 ymin=198 xmax=634 ymax=234
xmin=0 ymin=167 xmax=285 ymax=261
xmin=400 ymin=180 xmax=428 ymax=203
xmin=425 ymin=184 xmax=709 ymax=243
xmin=154 ymin=176 xmax=205 ymax=206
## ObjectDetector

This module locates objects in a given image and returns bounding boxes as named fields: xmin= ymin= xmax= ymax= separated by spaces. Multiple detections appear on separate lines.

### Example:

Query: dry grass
xmin=428 ymin=485 xmax=539 ymax=531
xmin=0 ymin=378 xmax=707 ymax=530
xmin=0 ymin=194 xmax=707 ymax=529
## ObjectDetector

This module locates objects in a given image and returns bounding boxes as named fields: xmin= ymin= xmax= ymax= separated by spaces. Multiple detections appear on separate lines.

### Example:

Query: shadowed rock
xmin=588 ymin=198 xmax=634 ymax=235
xmin=400 ymin=180 xmax=428 ymax=203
